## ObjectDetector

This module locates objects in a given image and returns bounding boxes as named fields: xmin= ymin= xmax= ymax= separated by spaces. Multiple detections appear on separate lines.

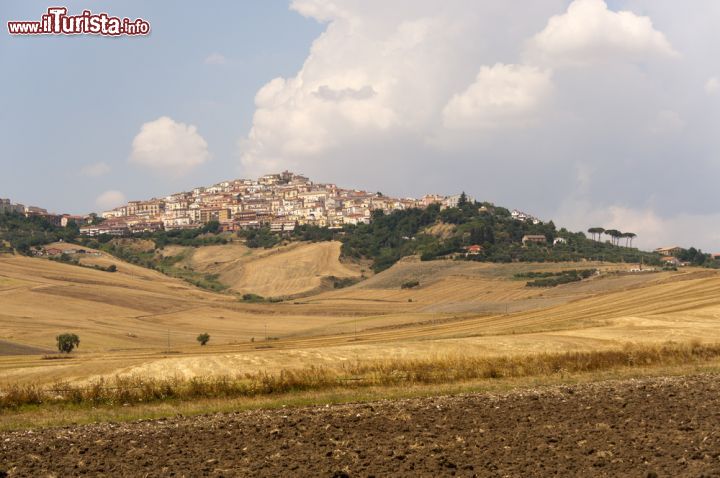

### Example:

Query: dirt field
xmin=3 ymin=373 xmax=720 ymax=477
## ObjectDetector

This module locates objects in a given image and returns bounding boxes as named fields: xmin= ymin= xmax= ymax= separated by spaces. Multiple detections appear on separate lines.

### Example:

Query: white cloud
xmin=442 ymin=64 xmax=553 ymax=130
xmin=95 ymin=190 xmax=126 ymax=211
xmin=204 ymin=53 xmax=228 ymax=65
xmin=238 ymin=2 xmax=566 ymax=176
xmin=647 ymin=109 xmax=684 ymax=134
xmin=705 ymin=77 xmax=720 ymax=95
xmin=80 ymin=162 xmax=111 ymax=177
xmin=528 ymin=0 xmax=678 ymax=65
xmin=130 ymin=116 xmax=210 ymax=176
xmin=236 ymin=0 xmax=718 ymax=242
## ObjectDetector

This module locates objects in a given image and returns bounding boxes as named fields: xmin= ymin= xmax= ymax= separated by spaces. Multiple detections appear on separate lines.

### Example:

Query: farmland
xmin=4 ymin=241 xmax=720 ymax=476
xmin=4 ymin=374 xmax=720 ymax=477
xmin=2 ymin=243 xmax=720 ymax=389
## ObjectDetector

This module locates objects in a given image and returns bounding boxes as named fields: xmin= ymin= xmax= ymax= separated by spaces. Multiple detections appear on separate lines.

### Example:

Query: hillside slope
xmin=3 ymin=251 xmax=720 ymax=385
xmin=304 ymin=258 xmax=671 ymax=314
xmin=166 ymin=241 xmax=362 ymax=297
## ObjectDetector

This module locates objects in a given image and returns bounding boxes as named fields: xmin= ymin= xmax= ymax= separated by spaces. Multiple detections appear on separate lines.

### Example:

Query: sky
xmin=1 ymin=0 xmax=719 ymax=251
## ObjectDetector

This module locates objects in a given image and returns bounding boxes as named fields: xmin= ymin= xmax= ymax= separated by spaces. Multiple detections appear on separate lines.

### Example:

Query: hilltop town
xmin=81 ymin=171 xmax=493 ymax=236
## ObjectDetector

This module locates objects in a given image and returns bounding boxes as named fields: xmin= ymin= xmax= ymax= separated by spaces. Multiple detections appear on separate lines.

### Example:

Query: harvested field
xmin=225 ymin=241 xmax=361 ymax=297
xmin=167 ymin=241 xmax=363 ymax=297
xmin=3 ymin=251 xmax=720 ymax=386
xmin=2 ymin=374 xmax=719 ymax=477
xmin=0 ymin=340 xmax=50 ymax=356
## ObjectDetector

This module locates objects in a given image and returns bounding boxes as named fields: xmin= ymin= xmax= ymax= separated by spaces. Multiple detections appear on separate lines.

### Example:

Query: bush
xmin=525 ymin=269 xmax=596 ymax=288
xmin=242 ymin=293 xmax=265 ymax=302
xmin=56 ymin=333 xmax=80 ymax=353
xmin=401 ymin=280 xmax=420 ymax=289
xmin=196 ymin=333 xmax=210 ymax=346
xmin=330 ymin=276 xmax=359 ymax=289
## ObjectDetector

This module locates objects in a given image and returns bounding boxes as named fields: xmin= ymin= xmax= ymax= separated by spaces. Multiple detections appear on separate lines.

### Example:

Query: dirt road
xmin=3 ymin=374 xmax=720 ymax=477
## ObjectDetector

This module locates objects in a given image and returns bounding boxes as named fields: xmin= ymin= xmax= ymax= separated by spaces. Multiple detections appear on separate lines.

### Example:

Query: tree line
xmin=587 ymin=227 xmax=637 ymax=247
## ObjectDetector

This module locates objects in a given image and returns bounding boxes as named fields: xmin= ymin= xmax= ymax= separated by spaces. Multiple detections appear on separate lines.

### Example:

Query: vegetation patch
xmin=2 ymin=341 xmax=718 ymax=410
xmin=516 ymin=269 xmax=597 ymax=287
xmin=329 ymin=276 xmax=360 ymax=289
xmin=400 ymin=280 xmax=420 ymax=289
xmin=241 ymin=293 xmax=265 ymax=303
xmin=0 ymin=212 xmax=81 ymax=254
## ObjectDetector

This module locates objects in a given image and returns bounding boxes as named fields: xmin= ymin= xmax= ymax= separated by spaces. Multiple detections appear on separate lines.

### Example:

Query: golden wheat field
xmin=2 ymin=242 xmax=720 ymax=387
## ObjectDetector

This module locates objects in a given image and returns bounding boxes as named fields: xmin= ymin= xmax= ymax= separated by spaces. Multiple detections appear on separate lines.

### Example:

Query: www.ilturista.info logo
xmin=7 ymin=7 xmax=150 ymax=36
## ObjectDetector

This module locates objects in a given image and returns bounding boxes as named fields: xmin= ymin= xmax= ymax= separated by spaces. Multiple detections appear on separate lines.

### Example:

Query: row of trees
xmin=587 ymin=227 xmax=637 ymax=247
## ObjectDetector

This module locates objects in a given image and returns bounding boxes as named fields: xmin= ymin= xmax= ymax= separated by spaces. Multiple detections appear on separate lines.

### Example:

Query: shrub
xmin=242 ymin=293 xmax=265 ymax=302
xmin=331 ymin=276 xmax=359 ymax=289
xmin=401 ymin=280 xmax=420 ymax=289
xmin=525 ymin=269 xmax=597 ymax=287
xmin=196 ymin=333 xmax=210 ymax=346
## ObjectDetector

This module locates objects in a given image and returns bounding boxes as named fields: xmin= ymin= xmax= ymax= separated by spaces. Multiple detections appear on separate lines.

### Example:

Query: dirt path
xmin=3 ymin=374 xmax=720 ymax=477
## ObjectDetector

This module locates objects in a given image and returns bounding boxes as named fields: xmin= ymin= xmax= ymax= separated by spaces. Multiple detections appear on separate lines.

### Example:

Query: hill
xmin=164 ymin=241 xmax=363 ymax=297
xmin=4 ymin=246 xmax=720 ymax=387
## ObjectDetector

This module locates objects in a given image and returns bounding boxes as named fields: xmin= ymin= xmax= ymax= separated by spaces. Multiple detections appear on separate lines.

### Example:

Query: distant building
xmin=511 ymin=209 xmax=541 ymax=225
xmin=660 ymin=256 xmax=681 ymax=267
xmin=60 ymin=215 xmax=86 ymax=227
xmin=270 ymin=220 xmax=297 ymax=233
xmin=553 ymin=237 xmax=567 ymax=246
xmin=0 ymin=199 xmax=24 ymax=214
xmin=522 ymin=235 xmax=547 ymax=246
xmin=655 ymin=246 xmax=683 ymax=257
xmin=464 ymin=245 xmax=483 ymax=256
xmin=443 ymin=194 xmax=475 ymax=209
xmin=80 ymin=223 xmax=130 ymax=237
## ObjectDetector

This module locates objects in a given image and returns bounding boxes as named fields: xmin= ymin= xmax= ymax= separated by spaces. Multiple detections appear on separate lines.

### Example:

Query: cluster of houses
xmin=1 ymin=198 xmax=85 ymax=227
xmin=81 ymin=171 xmax=473 ymax=236
xmin=31 ymin=246 xmax=100 ymax=257
xmin=511 ymin=209 xmax=542 ymax=225
xmin=654 ymin=246 xmax=691 ymax=267
xmin=521 ymin=235 xmax=566 ymax=246
xmin=653 ymin=246 xmax=720 ymax=267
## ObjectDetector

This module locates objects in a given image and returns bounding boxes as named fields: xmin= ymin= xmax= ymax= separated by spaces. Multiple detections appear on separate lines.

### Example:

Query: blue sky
xmin=0 ymin=1 xmax=322 ymax=213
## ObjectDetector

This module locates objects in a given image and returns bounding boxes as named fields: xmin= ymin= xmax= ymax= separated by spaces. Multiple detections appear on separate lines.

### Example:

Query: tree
xmin=605 ymin=229 xmax=621 ymax=246
xmin=619 ymin=232 xmax=636 ymax=247
xmin=197 ymin=332 xmax=210 ymax=346
xmin=587 ymin=227 xmax=605 ymax=241
xmin=202 ymin=221 xmax=221 ymax=234
xmin=458 ymin=192 xmax=468 ymax=208
xmin=625 ymin=232 xmax=637 ymax=248
xmin=56 ymin=333 xmax=80 ymax=353
xmin=88 ymin=213 xmax=105 ymax=226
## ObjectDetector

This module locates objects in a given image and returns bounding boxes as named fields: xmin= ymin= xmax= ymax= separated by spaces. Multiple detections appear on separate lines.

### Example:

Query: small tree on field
xmin=56 ymin=333 xmax=80 ymax=353
xmin=197 ymin=333 xmax=210 ymax=346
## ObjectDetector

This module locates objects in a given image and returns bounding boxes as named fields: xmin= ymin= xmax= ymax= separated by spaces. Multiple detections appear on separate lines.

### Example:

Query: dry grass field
xmin=165 ymin=241 xmax=363 ymax=297
xmin=2 ymin=246 xmax=720 ymax=391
